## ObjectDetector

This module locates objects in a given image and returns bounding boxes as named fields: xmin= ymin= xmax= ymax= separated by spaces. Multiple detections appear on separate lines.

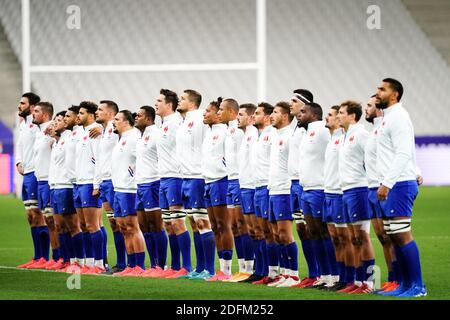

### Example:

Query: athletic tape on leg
xmin=385 ymin=219 xmax=411 ymax=234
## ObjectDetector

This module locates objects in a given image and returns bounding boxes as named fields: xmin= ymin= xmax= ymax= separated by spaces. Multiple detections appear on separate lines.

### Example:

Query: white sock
xmin=365 ymin=280 xmax=374 ymax=289
xmin=290 ymin=269 xmax=298 ymax=277
xmin=70 ymin=258 xmax=76 ymax=265
xmin=280 ymin=268 xmax=285 ymax=275
xmin=224 ymin=260 xmax=232 ymax=276
xmin=245 ymin=260 xmax=254 ymax=274
xmin=85 ymin=258 xmax=94 ymax=267
xmin=219 ymin=259 xmax=225 ymax=272
xmin=76 ymin=258 xmax=85 ymax=266
xmin=269 ymin=266 xmax=278 ymax=278
xmin=94 ymin=259 xmax=104 ymax=268
xmin=238 ymin=259 xmax=245 ymax=273
xmin=355 ymin=280 xmax=363 ymax=287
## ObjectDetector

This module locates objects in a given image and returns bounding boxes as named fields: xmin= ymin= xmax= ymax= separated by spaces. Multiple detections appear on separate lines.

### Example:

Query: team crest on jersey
xmin=83 ymin=136 xmax=88 ymax=141
xmin=61 ymin=141 xmax=65 ymax=146
xmin=213 ymin=135 xmax=219 ymax=141
xmin=144 ymin=135 xmax=150 ymax=142
xmin=29 ymin=124 xmax=34 ymax=129
xmin=109 ymin=128 xmax=113 ymax=134
xmin=73 ymin=131 xmax=77 ymax=136
xmin=122 ymin=140 xmax=127 ymax=146
xmin=279 ymin=140 xmax=283 ymax=146
xmin=375 ymin=130 xmax=378 ymax=135
xmin=188 ymin=122 xmax=194 ymax=129
xmin=382 ymin=122 xmax=386 ymax=127
xmin=310 ymin=131 xmax=315 ymax=137
xmin=164 ymin=126 xmax=169 ymax=133
xmin=230 ymin=128 xmax=235 ymax=134
xmin=263 ymin=135 xmax=269 ymax=142
xmin=334 ymin=139 xmax=339 ymax=145
xmin=247 ymin=136 xmax=252 ymax=142
xmin=349 ymin=136 xmax=354 ymax=142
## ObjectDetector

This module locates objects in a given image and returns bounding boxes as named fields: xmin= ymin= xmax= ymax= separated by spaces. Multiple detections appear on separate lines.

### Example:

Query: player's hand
xmin=417 ymin=175 xmax=423 ymax=186
xmin=16 ymin=163 xmax=24 ymax=176
xmin=377 ymin=185 xmax=390 ymax=201
xmin=89 ymin=127 xmax=102 ymax=139
xmin=92 ymin=188 xmax=100 ymax=197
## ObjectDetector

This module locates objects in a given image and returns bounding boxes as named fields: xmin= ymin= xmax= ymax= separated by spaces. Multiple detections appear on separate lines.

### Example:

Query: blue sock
xmin=324 ymin=238 xmax=338 ymax=276
xmin=38 ymin=226 xmax=50 ymax=260
xmin=392 ymin=260 xmax=402 ymax=284
xmin=58 ymin=234 xmax=67 ymax=262
xmin=127 ymin=253 xmax=136 ymax=268
xmin=282 ymin=245 xmax=289 ymax=270
xmin=234 ymin=235 xmax=244 ymax=260
xmin=52 ymin=248 xmax=61 ymax=262
xmin=144 ymin=233 xmax=155 ymax=267
xmin=83 ymin=232 xmax=94 ymax=260
xmin=252 ymin=239 xmax=263 ymax=276
xmin=31 ymin=227 xmax=42 ymax=260
xmin=266 ymin=242 xmax=279 ymax=269
xmin=277 ymin=244 xmax=285 ymax=269
xmin=394 ymin=246 xmax=408 ymax=286
xmin=388 ymin=270 xmax=395 ymax=282
xmin=200 ymin=231 xmax=216 ymax=275
xmin=113 ymin=231 xmax=126 ymax=269
xmin=260 ymin=241 xmax=268 ymax=276
xmin=64 ymin=233 xmax=75 ymax=260
xmin=100 ymin=226 xmax=108 ymax=262
xmin=72 ymin=232 xmax=85 ymax=260
xmin=90 ymin=230 xmax=104 ymax=261
xmin=177 ymin=231 xmax=192 ymax=271
xmin=168 ymin=234 xmax=181 ymax=270
xmin=363 ymin=259 xmax=376 ymax=281
xmin=222 ymin=249 xmax=233 ymax=261
xmin=356 ymin=265 xmax=365 ymax=282
xmin=286 ymin=242 xmax=299 ymax=273
xmin=218 ymin=250 xmax=224 ymax=260
xmin=135 ymin=252 xmax=145 ymax=269
xmin=193 ymin=232 xmax=205 ymax=272
xmin=317 ymin=239 xmax=331 ymax=275
xmin=399 ymin=241 xmax=423 ymax=287
xmin=154 ymin=230 xmax=168 ymax=269
xmin=301 ymin=239 xmax=319 ymax=278
xmin=311 ymin=239 xmax=324 ymax=276
xmin=149 ymin=233 xmax=157 ymax=267
xmin=345 ymin=266 xmax=356 ymax=283
xmin=337 ymin=262 xmax=346 ymax=283
xmin=241 ymin=234 xmax=254 ymax=262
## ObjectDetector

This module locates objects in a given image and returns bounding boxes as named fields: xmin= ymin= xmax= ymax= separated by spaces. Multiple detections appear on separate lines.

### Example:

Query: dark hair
xmin=119 ymin=110 xmax=135 ymax=126
xmin=275 ymin=101 xmax=294 ymax=122
xmin=383 ymin=78 xmax=403 ymax=102
xmin=305 ymin=102 xmax=323 ymax=120
xmin=68 ymin=105 xmax=80 ymax=114
xmin=55 ymin=111 xmax=66 ymax=119
xmin=184 ymin=89 xmax=202 ymax=108
xmin=140 ymin=106 xmax=156 ymax=122
xmin=330 ymin=105 xmax=340 ymax=113
xmin=22 ymin=92 xmax=40 ymax=106
xmin=160 ymin=89 xmax=179 ymax=112
xmin=340 ymin=100 xmax=363 ymax=122
xmin=293 ymin=89 xmax=314 ymax=103
xmin=239 ymin=103 xmax=257 ymax=116
xmin=209 ymin=97 xmax=223 ymax=112
xmin=257 ymin=102 xmax=274 ymax=116
xmin=36 ymin=102 xmax=54 ymax=118
xmin=100 ymin=100 xmax=119 ymax=115
xmin=79 ymin=101 xmax=98 ymax=114
xmin=223 ymin=98 xmax=239 ymax=113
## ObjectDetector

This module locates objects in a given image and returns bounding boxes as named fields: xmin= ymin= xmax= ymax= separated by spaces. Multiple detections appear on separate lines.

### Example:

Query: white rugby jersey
xmin=49 ymin=130 xmax=73 ymax=189
xmin=253 ymin=125 xmax=275 ymax=188
xmin=299 ymin=121 xmax=330 ymax=191
xmin=112 ymin=128 xmax=139 ymax=193
xmin=238 ymin=125 xmax=258 ymax=189
xmin=156 ymin=112 xmax=183 ymax=178
xmin=75 ymin=122 xmax=101 ymax=185
xmin=364 ymin=117 xmax=382 ymax=188
xmin=65 ymin=125 xmax=81 ymax=183
xmin=202 ymin=123 xmax=228 ymax=184
xmin=324 ymin=128 xmax=344 ymax=194
xmin=268 ymin=126 xmax=292 ymax=195
xmin=16 ymin=115 xmax=39 ymax=174
xmin=33 ymin=121 xmax=55 ymax=182
xmin=288 ymin=120 xmax=306 ymax=181
xmin=376 ymin=103 xmax=417 ymax=189
xmin=225 ymin=119 xmax=244 ymax=180
xmin=176 ymin=109 xmax=207 ymax=179
xmin=93 ymin=121 xmax=118 ymax=189
xmin=338 ymin=123 xmax=369 ymax=191
xmin=136 ymin=125 xmax=159 ymax=185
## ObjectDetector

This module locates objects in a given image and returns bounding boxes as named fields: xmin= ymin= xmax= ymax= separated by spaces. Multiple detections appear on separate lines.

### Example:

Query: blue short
xmin=254 ymin=186 xmax=269 ymax=219
xmin=37 ymin=181 xmax=51 ymax=210
xmin=22 ymin=172 xmax=38 ymax=203
xmin=379 ymin=181 xmax=418 ymax=219
xmin=181 ymin=179 xmax=206 ymax=209
xmin=100 ymin=180 xmax=115 ymax=206
xmin=324 ymin=193 xmax=345 ymax=224
xmin=227 ymin=179 xmax=242 ymax=206
xmin=368 ymin=188 xmax=382 ymax=219
xmin=240 ymin=189 xmax=255 ymax=214
xmin=290 ymin=180 xmax=303 ymax=213
xmin=52 ymin=188 xmax=76 ymax=215
xmin=73 ymin=184 xmax=102 ymax=208
xmin=301 ymin=190 xmax=325 ymax=219
xmin=136 ymin=181 xmax=160 ymax=211
xmin=114 ymin=192 xmax=137 ymax=218
xmin=269 ymin=194 xmax=293 ymax=222
xmin=204 ymin=177 xmax=228 ymax=208
xmin=343 ymin=187 xmax=370 ymax=223
xmin=159 ymin=177 xmax=183 ymax=209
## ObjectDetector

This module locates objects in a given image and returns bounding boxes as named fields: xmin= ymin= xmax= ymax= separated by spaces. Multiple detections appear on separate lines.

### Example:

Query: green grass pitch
xmin=0 ymin=186 xmax=449 ymax=300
